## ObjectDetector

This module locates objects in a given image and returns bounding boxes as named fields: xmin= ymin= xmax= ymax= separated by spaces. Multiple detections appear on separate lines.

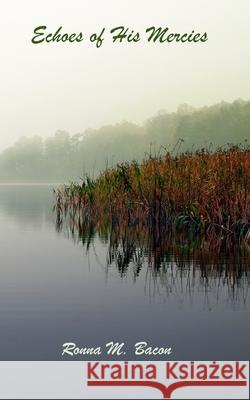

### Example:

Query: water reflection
xmin=0 ymin=185 xmax=249 ymax=360
xmin=56 ymin=212 xmax=250 ymax=309
xmin=0 ymin=184 xmax=55 ymax=227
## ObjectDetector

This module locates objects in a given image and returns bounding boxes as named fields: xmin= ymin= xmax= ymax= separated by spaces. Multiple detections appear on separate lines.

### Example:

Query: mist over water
xmin=0 ymin=185 xmax=249 ymax=360
xmin=1 ymin=0 xmax=250 ymax=151
xmin=0 ymin=100 xmax=249 ymax=182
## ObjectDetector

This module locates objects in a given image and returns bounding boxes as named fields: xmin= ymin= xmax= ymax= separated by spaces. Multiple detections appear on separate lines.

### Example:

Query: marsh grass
xmin=54 ymin=145 xmax=250 ymax=243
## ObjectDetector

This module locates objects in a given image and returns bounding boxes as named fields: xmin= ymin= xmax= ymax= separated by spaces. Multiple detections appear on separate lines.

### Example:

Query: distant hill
xmin=0 ymin=99 xmax=249 ymax=182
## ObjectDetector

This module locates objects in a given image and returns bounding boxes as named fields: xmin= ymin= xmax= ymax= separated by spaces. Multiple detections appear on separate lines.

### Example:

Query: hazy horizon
xmin=2 ymin=98 xmax=249 ymax=151
xmin=1 ymin=0 xmax=250 ymax=151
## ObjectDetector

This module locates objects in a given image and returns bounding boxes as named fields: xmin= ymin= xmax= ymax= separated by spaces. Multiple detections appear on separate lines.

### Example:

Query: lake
xmin=0 ymin=185 xmax=249 ymax=360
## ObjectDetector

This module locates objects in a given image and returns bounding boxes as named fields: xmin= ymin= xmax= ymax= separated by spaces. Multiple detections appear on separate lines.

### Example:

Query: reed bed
xmin=54 ymin=146 xmax=250 ymax=243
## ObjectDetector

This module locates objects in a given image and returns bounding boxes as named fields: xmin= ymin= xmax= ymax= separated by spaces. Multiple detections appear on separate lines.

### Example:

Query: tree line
xmin=0 ymin=99 xmax=249 ymax=182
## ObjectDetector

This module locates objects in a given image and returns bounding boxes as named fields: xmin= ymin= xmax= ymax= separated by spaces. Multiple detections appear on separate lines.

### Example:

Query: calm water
xmin=0 ymin=185 xmax=249 ymax=360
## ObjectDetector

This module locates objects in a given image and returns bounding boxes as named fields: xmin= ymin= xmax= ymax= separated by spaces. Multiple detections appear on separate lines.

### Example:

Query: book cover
xmin=0 ymin=1 xmax=249 ymax=398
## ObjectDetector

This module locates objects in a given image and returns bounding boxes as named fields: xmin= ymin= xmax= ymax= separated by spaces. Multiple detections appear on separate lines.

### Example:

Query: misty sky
xmin=0 ymin=0 xmax=250 ymax=151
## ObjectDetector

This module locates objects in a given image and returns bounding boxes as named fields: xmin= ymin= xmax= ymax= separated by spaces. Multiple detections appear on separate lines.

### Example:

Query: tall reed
xmin=54 ymin=145 xmax=250 ymax=242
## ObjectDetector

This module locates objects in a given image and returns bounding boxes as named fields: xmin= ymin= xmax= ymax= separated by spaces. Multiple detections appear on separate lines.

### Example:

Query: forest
xmin=0 ymin=99 xmax=249 ymax=182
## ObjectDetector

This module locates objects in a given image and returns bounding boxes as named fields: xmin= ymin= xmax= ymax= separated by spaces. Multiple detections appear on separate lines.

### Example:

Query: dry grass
xmin=54 ymin=145 xmax=250 ymax=242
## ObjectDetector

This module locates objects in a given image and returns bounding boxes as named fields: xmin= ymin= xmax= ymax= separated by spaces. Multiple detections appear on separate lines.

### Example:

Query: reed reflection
xmin=55 ymin=210 xmax=249 ymax=309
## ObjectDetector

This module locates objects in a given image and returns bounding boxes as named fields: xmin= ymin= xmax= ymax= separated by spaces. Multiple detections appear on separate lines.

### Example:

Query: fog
xmin=0 ymin=100 xmax=249 ymax=182
xmin=1 ymin=0 xmax=250 ymax=151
